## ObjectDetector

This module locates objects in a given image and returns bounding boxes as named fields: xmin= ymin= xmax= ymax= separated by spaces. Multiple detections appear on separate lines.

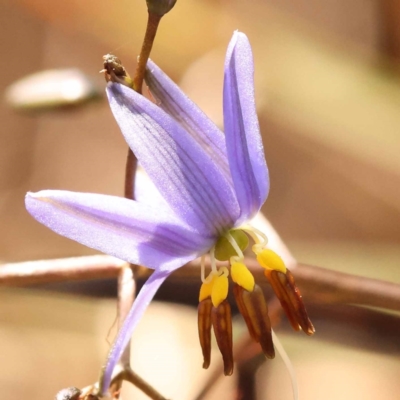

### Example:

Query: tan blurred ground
xmin=1 ymin=1 xmax=400 ymax=399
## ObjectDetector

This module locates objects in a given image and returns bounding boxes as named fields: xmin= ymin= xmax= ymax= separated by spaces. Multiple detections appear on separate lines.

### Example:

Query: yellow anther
xmin=231 ymin=261 xmax=255 ymax=292
xmin=211 ymin=274 xmax=229 ymax=308
xmin=255 ymin=248 xmax=287 ymax=273
xmin=199 ymin=274 xmax=217 ymax=302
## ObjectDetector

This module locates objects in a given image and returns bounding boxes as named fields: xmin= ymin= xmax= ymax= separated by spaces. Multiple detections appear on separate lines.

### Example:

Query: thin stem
xmin=97 ymin=265 xmax=166 ymax=399
xmin=111 ymin=367 xmax=168 ymax=400
xmin=118 ymin=266 xmax=136 ymax=366
xmin=115 ymin=11 xmax=163 ymax=397
xmin=98 ymin=266 xmax=137 ymax=396
xmin=125 ymin=11 xmax=162 ymax=201
xmin=124 ymin=149 xmax=137 ymax=200
xmin=132 ymin=12 xmax=162 ymax=94
xmin=379 ymin=0 xmax=400 ymax=62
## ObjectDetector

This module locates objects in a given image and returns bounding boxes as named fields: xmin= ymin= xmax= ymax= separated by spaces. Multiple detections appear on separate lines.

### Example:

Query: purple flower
xmin=26 ymin=31 xmax=313 ymax=393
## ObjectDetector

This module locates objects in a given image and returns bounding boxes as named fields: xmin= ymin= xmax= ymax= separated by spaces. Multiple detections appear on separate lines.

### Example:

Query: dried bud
xmin=54 ymin=387 xmax=81 ymax=400
xmin=101 ymin=54 xmax=133 ymax=88
xmin=265 ymin=269 xmax=315 ymax=335
xmin=198 ymin=298 xmax=213 ymax=369
xmin=211 ymin=300 xmax=233 ymax=376
xmin=233 ymin=284 xmax=275 ymax=359
xmin=146 ymin=0 xmax=177 ymax=16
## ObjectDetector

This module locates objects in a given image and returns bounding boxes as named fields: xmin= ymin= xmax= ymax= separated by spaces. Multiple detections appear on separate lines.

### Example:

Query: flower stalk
xmin=132 ymin=12 xmax=162 ymax=94
xmin=99 ymin=3 xmax=168 ymax=397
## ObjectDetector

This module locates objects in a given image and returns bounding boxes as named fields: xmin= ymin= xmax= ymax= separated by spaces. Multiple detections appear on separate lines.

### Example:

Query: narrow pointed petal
xmin=107 ymin=83 xmax=239 ymax=236
xmin=145 ymin=60 xmax=231 ymax=178
xmin=25 ymin=190 xmax=211 ymax=271
xmin=101 ymin=270 xmax=171 ymax=394
xmin=223 ymin=31 xmax=269 ymax=222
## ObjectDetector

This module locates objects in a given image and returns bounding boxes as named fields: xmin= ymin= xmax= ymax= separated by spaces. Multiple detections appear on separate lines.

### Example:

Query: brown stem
xmin=115 ymin=12 xmax=163 ymax=395
xmin=105 ymin=266 xmax=137 ymax=396
xmin=0 ymin=255 xmax=125 ymax=285
xmin=1 ymin=256 xmax=400 ymax=313
xmin=112 ymin=367 xmax=168 ymax=400
xmin=379 ymin=0 xmax=400 ymax=62
xmin=293 ymin=262 xmax=400 ymax=311
xmin=132 ymin=12 xmax=162 ymax=94
xmin=124 ymin=10 xmax=162 ymax=229
xmin=175 ymin=259 xmax=400 ymax=312
xmin=124 ymin=149 xmax=137 ymax=200
xmin=118 ymin=266 xmax=136 ymax=366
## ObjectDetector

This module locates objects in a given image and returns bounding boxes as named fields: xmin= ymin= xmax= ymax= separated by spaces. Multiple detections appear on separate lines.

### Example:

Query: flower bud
xmin=54 ymin=387 xmax=81 ymax=400
xmin=146 ymin=0 xmax=177 ymax=16
xmin=102 ymin=54 xmax=133 ymax=88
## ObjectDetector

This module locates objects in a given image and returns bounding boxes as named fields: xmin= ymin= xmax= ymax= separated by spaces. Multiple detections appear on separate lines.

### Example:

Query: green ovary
xmin=214 ymin=229 xmax=248 ymax=261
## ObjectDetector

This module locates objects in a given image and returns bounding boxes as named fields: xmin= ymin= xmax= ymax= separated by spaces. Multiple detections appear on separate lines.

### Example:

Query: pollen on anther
xmin=231 ymin=261 xmax=255 ymax=292
xmin=211 ymin=274 xmax=229 ymax=307
xmin=256 ymin=248 xmax=287 ymax=273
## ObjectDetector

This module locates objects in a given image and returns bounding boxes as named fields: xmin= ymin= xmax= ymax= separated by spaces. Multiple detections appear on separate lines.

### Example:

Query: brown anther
xmin=211 ymin=300 xmax=234 ymax=376
xmin=198 ymin=298 xmax=213 ymax=369
xmin=265 ymin=268 xmax=315 ymax=335
xmin=233 ymin=284 xmax=275 ymax=359
xmin=233 ymin=284 xmax=257 ymax=341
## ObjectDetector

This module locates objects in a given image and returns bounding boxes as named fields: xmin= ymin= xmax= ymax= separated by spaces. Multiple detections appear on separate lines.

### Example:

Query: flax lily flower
xmin=25 ymin=31 xmax=313 ymax=392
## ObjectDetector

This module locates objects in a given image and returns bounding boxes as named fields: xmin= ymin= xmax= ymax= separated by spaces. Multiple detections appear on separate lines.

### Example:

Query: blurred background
xmin=1 ymin=0 xmax=400 ymax=399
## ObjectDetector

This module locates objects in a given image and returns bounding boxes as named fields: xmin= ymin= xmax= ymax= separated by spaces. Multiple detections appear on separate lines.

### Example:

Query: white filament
xmin=210 ymin=246 xmax=217 ymax=274
xmin=225 ymin=232 xmax=244 ymax=259
xmin=240 ymin=225 xmax=269 ymax=247
xmin=271 ymin=329 xmax=299 ymax=400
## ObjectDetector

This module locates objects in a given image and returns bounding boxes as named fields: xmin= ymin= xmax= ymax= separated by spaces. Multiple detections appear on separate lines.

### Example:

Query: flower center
xmin=200 ymin=226 xmax=286 ymax=307
xmin=197 ymin=225 xmax=315 ymax=376
xmin=214 ymin=229 xmax=248 ymax=261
